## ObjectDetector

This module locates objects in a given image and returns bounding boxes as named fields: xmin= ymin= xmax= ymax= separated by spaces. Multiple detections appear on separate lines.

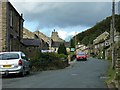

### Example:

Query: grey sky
xmin=12 ymin=2 xmax=112 ymax=28
xmin=9 ymin=1 xmax=118 ymax=40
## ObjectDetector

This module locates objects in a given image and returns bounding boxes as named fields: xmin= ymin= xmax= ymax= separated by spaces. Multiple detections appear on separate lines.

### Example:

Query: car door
xmin=21 ymin=52 xmax=29 ymax=71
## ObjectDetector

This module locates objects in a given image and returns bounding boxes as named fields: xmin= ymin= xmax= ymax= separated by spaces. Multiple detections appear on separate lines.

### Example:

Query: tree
xmin=70 ymin=38 xmax=75 ymax=48
xmin=71 ymin=15 xmax=120 ymax=46
xmin=58 ymin=43 xmax=67 ymax=55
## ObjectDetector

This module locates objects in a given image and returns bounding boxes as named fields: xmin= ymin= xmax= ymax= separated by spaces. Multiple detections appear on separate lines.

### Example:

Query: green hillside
xmin=71 ymin=15 xmax=120 ymax=47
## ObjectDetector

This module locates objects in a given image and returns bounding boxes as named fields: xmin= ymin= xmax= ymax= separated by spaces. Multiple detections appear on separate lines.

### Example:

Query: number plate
xmin=3 ymin=65 xmax=12 ymax=68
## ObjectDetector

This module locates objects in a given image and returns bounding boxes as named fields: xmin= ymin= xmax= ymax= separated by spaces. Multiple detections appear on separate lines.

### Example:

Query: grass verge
xmin=105 ymin=61 xmax=116 ymax=88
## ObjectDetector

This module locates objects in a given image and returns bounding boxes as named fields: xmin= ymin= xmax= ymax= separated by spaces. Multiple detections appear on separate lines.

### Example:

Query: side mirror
xmin=28 ymin=58 xmax=30 ymax=61
xmin=26 ymin=58 xmax=30 ymax=61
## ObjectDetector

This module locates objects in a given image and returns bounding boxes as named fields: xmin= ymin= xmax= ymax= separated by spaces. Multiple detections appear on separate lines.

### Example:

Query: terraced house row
xmin=0 ymin=0 xmax=50 ymax=53
xmin=0 ymin=1 xmax=70 ymax=56
xmin=0 ymin=1 xmax=24 ymax=52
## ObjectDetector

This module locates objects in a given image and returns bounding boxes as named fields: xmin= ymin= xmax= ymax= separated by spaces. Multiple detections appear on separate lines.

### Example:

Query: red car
xmin=76 ymin=52 xmax=87 ymax=61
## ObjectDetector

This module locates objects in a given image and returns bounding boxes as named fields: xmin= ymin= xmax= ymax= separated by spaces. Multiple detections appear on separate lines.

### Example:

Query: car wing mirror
xmin=27 ymin=58 xmax=30 ymax=61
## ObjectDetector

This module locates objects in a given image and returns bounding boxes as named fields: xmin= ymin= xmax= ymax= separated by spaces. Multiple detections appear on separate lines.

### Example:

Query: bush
xmin=71 ymin=55 xmax=76 ymax=61
xmin=30 ymin=52 xmax=69 ymax=71
xmin=58 ymin=43 xmax=67 ymax=55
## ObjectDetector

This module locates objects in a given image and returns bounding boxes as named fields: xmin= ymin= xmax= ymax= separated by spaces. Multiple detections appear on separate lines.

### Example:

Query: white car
xmin=0 ymin=52 xmax=30 ymax=77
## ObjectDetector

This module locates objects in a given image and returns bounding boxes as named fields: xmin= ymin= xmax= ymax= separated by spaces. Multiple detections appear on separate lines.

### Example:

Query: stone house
xmin=23 ymin=28 xmax=71 ymax=53
xmin=23 ymin=28 xmax=49 ymax=51
xmin=93 ymin=31 xmax=110 ymax=59
xmin=51 ymin=41 xmax=70 ymax=53
xmin=20 ymin=38 xmax=48 ymax=58
xmin=93 ymin=31 xmax=120 ymax=60
xmin=33 ymin=30 xmax=66 ymax=51
xmin=75 ymin=44 xmax=89 ymax=55
xmin=50 ymin=30 xmax=70 ymax=53
xmin=0 ymin=1 xmax=24 ymax=52
xmin=21 ymin=39 xmax=41 ymax=57
xmin=114 ymin=32 xmax=120 ymax=42
xmin=51 ymin=29 xmax=65 ymax=42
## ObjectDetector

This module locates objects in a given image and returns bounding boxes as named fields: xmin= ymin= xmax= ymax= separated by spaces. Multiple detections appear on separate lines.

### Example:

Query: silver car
xmin=0 ymin=52 xmax=30 ymax=77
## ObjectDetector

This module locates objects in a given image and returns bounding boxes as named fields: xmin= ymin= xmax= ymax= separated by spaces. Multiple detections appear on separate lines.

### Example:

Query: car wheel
xmin=26 ymin=70 xmax=30 ymax=75
xmin=19 ymin=69 xmax=25 ymax=77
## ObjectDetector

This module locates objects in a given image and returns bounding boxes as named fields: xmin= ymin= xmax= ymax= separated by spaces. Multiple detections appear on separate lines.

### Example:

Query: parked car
xmin=76 ymin=52 xmax=87 ymax=61
xmin=0 ymin=52 xmax=30 ymax=77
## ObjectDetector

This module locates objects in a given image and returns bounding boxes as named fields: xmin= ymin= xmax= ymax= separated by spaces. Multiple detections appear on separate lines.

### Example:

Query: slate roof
xmin=21 ymin=39 xmax=41 ymax=47
xmin=64 ymin=42 xmax=71 ymax=47
xmin=51 ymin=42 xmax=70 ymax=48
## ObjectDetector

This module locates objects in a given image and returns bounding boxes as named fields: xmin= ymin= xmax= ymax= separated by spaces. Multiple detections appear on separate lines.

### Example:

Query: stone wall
xmin=9 ymin=4 xmax=22 ymax=51
xmin=0 ymin=1 xmax=2 ymax=52
xmin=115 ymin=47 xmax=120 ymax=89
xmin=1 ymin=1 xmax=24 ymax=52
xmin=2 ymin=2 xmax=7 ymax=51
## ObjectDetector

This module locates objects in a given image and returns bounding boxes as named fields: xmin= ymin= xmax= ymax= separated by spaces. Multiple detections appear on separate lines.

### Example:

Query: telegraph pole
xmin=111 ymin=0 xmax=116 ymax=69
xmin=74 ymin=32 xmax=77 ymax=54
xmin=75 ymin=32 xmax=77 ymax=49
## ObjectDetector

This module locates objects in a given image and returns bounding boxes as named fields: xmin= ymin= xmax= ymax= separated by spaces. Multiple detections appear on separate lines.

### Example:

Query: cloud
xmin=57 ymin=30 xmax=67 ymax=40
xmin=8 ymin=1 xmax=115 ymax=41
xmin=9 ymin=0 xmax=120 ymax=2
xmin=10 ymin=2 xmax=112 ymax=29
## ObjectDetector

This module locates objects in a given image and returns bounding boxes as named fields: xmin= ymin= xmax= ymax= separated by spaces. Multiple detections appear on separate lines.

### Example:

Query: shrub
xmin=58 ymin=43 xmax=67 ymax=55
xmin=30 ymin=52 xmax=68 ymax=71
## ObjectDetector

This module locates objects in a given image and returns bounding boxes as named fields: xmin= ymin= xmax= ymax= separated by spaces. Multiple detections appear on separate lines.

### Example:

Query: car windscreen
xmin=0 ymin=53 xmax=19 ymax=60
xmin=77 ymin=52 xmax=85 ymax=55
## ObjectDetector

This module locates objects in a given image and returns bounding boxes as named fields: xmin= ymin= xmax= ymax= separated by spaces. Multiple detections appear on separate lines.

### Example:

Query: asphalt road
xmin=2 ymin=58 xmax=109 ymax=88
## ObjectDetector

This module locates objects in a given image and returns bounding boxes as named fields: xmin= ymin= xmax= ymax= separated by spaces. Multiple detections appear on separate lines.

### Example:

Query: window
xmin=0 ymin=53 xmax=19 ymax=60
xmin=77 ymin=52 xmax=85 ymax=55
xmin=21 ymin=52 xmax=26 ymax=59
xmin=21 ymin=52 xmax=25 ymax=57
xmin=10 ymin=27 xmax=13 ymax=32
xmin=10 ymin=10 xmax=13 ymax=27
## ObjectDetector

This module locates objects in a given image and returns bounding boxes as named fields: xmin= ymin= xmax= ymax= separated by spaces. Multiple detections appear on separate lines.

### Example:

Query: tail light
xmin=18 ymin=60 xmax=22 ymax=66
xmin=76 ymin=55 xmax=80 ymax=58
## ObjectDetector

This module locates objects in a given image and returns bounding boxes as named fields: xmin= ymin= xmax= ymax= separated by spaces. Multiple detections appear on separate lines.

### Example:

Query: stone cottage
xmin=93 ymin=31 xmax=110 ymax=59
xmin=0 ymin=1 xmax=24 ymax=52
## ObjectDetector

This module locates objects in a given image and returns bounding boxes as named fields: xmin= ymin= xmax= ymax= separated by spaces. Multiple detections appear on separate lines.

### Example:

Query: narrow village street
xmin=0 ymin=0 xmax=120 ymax=90
xmin=2 ymin=58 xmax=109 ymax=88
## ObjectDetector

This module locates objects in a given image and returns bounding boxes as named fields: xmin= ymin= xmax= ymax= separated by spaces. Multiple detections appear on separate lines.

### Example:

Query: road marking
xmin=71 ymin=74 xmax=78 ymax=76
xmin=100 ymin=76 xmax=110 ymax=79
